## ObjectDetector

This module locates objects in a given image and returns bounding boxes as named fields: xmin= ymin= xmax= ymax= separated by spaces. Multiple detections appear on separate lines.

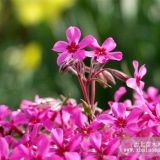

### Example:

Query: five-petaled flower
xmin=86 ymin=37 xmax=123 ymax=63
xmin=52 ymin=26 xmax=94 ymax=65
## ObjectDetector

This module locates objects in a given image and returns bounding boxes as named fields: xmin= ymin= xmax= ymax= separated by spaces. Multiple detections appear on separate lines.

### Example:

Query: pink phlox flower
xmin=86 ymin=37 xmax=123 ymax=63
xmin=11 ymin=134 xmax=50 ymax=160
xmin=126 ymin=60 xmax=147 ymax=94
xmin=97 ymin=102 xmax=142 ymax=136
xmin=51 ymin=128 xmax=82 ymax=158
xmin=52 ymin=26 xmax=94 ymax=65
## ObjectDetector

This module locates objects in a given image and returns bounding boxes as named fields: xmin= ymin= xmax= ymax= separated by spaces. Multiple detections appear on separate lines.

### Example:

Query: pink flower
xmin=86 ymin=37 xmax=123 ymax=63
xmin=52 ymin=26 xmax=94 ymax=65
xmin=97 ymin=102 xmax=142 ymax=135
xmin=126 ymin=60 xmax=147 ymax=93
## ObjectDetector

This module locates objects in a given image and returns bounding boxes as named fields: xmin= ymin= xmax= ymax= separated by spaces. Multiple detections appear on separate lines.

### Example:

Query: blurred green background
xmin=0 ymin=0 xmax=160 ymax=109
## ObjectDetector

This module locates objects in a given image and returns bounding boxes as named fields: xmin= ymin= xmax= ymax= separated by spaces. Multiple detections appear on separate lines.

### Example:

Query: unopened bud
xmin=106 ymin=68 xmax=128 ymax=81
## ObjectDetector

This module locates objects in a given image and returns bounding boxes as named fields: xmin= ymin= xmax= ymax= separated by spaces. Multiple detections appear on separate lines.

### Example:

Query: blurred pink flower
xmin=126 ymin=60 xmax=147 ymax=94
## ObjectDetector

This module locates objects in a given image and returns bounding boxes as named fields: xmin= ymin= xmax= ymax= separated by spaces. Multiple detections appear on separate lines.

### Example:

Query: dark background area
xmin=0 ymin=0 xmax=160 ymax=109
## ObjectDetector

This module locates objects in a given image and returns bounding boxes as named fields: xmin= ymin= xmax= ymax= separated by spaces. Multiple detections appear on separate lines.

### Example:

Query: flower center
xmin=115 ymin=118 xmax=127 ymax=128
xmin=136 ymin=76 xmax=141 ymax=86
xmin=67 ymin=42 xmax=78 ymax=53
xmin=96 ymin=48 xmax=106 ymax=56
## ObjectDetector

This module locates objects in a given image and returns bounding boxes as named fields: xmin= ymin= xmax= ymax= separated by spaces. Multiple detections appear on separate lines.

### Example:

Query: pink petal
xmin=90 ymin=132 xmax=102 ymax=150
xmin=105 ymin=138 xmax=120 ymax=155
xmin=102 ymin=37 xmax=116 ymax=51
xmin=89 ymin=37 xmax=100 ymax=49
xmin=66 ymin=26 xmax=81 ymax=43
xmin=64 ymin=152 xmax=81 ymax=160
xmin=79 ymin=35 xmax=94 ymax=49
xmin=126 ymin=78 xmax=137 ymax=89
xmin=37 ymin=135 xmax=49 ymax=157
xmin=57 ymin=52 xmax=71 ymax=65
xmin=51 ymin=128 xmax=63 ymax=146
xmin=108 ymin=51 xmax=123 ymax=61
xmin=73 ymin=112 xmax=87 ymax=128
xmin=156 ymin=104 xmax=160 ymax=117
xmin=73 ymin=50 xmax=85 ymax=60
xmin=0 ymin=137 xmax=8 ymax=157
xmin=133 ymin=60 xmax=139 ymax=76
xmin=97 ymin=113 xmax=116 ymax=125
xmin=68 ymin=135 xmax=82 ymax=151
xmin=111 ymin=103 xmax=126 ymax=118
xmin=85 ymin=51 xmax=96 ymax=57
xmin=126 ymin=108 xmax=142 ymax=122
xmin=52 ymin=41 xmax=68 ymax=52
xmin=96 ymin=56 xmax=108 ymax=63
xmin=139 ymin=64 xmax=147 ymax=78
xmin=114 ymin=87 xmax=126 ymax=102
xmin=125 ymin=123 xmax=139 ymax=134
xmin=147 ymin=86 xmax=158 ymax=98
xmin=84 ymin=156 xmax=97 ymax=160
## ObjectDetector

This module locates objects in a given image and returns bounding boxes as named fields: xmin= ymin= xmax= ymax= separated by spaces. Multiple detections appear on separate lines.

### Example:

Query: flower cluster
xmin=52 ymin=26 xmax=122 ymax=65
xmin=0 ymin=26 xmax=160 ymax=159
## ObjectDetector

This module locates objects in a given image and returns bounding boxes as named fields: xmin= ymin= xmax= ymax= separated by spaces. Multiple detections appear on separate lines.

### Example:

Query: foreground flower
xmin=86 ymin=37 xmax=123 ymax=63
xmin=52 ymin=26 xmax=93 ymax=65
xmin=97 ymin=102 xmax=142 ymax=136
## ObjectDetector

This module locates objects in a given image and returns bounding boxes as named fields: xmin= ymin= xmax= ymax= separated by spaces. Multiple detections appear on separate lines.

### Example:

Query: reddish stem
xmin=91 ymin=80 xmax=95 ymax=112
xmin=78 ymin=74 xmax=90 ymax=105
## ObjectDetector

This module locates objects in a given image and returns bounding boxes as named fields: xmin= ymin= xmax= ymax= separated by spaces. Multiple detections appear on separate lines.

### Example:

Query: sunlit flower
xmin=52 ymin=26 xmax=94 ymax=65
xmin=86 ymin=37 xmax=123 ymax=63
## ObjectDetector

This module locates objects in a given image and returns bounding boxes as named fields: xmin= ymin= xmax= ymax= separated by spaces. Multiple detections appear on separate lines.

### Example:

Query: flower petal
xmin=114 ymin=87 xmax=126 ymax=102
xmin=37 ymin=135 xmax=49 ymax=157
xmin=68 ymin=135 xmax=82 ymax=151
xmin=0 ymin=137 xmax=8 ymax=157
xmin=52 ymin=41 xmax=68 ymax=52
xmin=96 ymin=56 xmax=108 ymax=63
xmin=133 ymin=60 xmax=139 ymax=76
xmin=111 ymin=103 xmax=126 ymax=118
xmin=139 ymin=64 xmax=147 ymax=78
xmin=64 ymin=152 xmax=81 ymax=160
xmin=90 ymin=132 xmax=102 ymax=150
xmin=127 ymin=108 xmax=142 ymax=123
xmin=73 ymin=50 xmax=85 ymax=60
xmin=79 ymin=35 xmax=94 ymax=49
xmin=126 ymin=78 xmax=137 ymax=89
xmin=66 ymin=26 xmax=81 ymax=43
xmin=51 ymin=128 xmax=63 ymax=147
xmin=156 ymin=104 xmax=160 ymax=117
xmin=107 ymin=52 xmax=123 ymax=61
xmin=89 ymin=37 xmax=100 ymax=49
xmin=97 ymin=113 xmax=116 ymax=125
xmin=102 ymin=37 xmax=116 ymax=51
xmin=85 ymin=51 xmax=96 ymax=57
xmin=57 ymin=52 xmax=71 ymax=65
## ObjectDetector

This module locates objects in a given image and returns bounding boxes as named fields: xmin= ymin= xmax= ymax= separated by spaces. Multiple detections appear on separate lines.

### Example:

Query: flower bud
xmin=106 ymin=68 xmax=128 ymax=81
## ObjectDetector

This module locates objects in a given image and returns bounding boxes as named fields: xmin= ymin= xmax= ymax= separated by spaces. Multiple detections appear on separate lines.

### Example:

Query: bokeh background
xmin=0 ymin=0 xmax=160 ymax=109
